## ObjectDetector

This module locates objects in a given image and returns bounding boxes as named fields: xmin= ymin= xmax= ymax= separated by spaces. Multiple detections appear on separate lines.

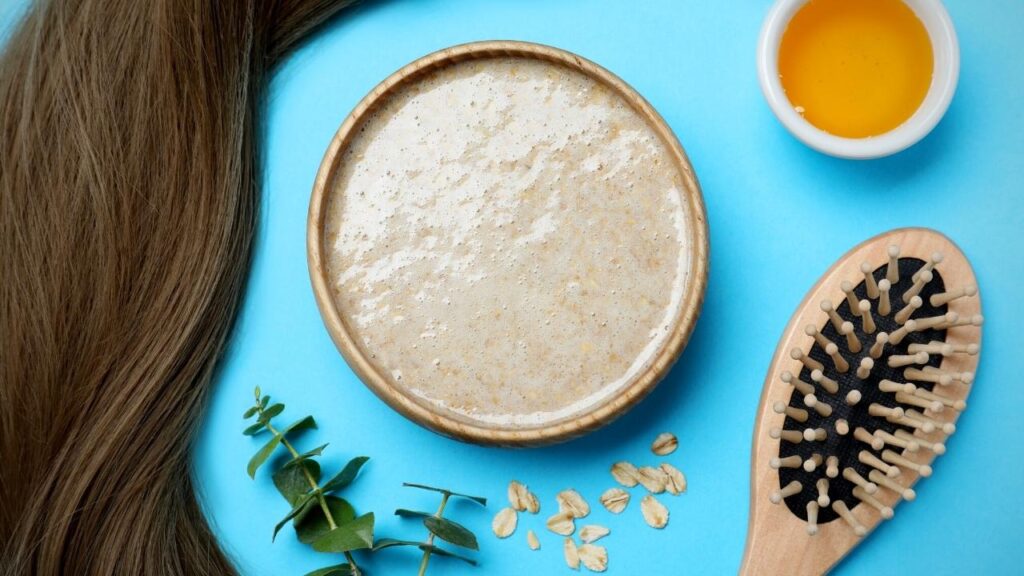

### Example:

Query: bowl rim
xmin=757 ymin=0 xmax=960 ymax=160
xmin=307 ymin=40 xmax=709 ymax=447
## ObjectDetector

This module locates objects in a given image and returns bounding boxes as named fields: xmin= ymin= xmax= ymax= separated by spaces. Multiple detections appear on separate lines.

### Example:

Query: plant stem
xmin=262 ymin=409 xmax=362 ymax=576
xmin=417 ymin=493 xmax=450 ymax=576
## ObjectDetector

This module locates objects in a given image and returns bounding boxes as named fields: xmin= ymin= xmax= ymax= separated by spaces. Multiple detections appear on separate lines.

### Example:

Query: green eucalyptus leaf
xmin=282 ymin=415 xmax=318 ymax=437
xmin=242 ymin=422 xmax=266 ymax=436
xmin=371 ymin=538 xmax=422 ymax=551
xmin=394 ymin=509 xmax=432 ymax=519
xmin=424 ymin=516 xmax=478 ymax=550
xmin=247 ymin=434 xmax=283 ymax=478
xmin=296 ymin=496 xmax=355 ymax=544
xmin=259 ymin=403 xmax=285 ymax=423
xmin=273 ymin=492 xmax=318 ymax=540
xmin=272 ymin=460 xmax=320 ymax=506
xmin=402 ymin=482 xmax=446 ymax=494
xmin=311 ymin=512 xmax=374 ymax=553
xmin=322 ymin=456 xmax=369 ymax=493
xmin=282 ymin=443 xmax=328 ymax=469
xmin=271 ymin=443 xmax=327 ymax=504
xmin=402 ymin=483 xmax=487 ymax=506
xmin=418 ymin=543 xmax=478 ymax=566
xmin=254 ymin=386 xmax=262 ymax=400
xmin=260 ymin=394 xmax=269 ymax=408
xmin=243 ymin=406 xmax=259 ymax=419
xmin=304 ymin=564 xmax=353 ymax=576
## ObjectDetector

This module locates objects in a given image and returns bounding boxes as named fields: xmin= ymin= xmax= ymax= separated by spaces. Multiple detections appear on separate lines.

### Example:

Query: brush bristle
xmin=768 ymin=249 xmax=980 ymax=536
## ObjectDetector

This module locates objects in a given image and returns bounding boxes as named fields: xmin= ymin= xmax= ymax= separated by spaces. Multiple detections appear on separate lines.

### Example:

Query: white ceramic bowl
xmin=757 ymin=0 xmax=959 ymax=159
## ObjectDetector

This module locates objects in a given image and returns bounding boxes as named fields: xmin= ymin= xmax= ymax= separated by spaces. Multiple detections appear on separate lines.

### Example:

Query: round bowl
xmin=757 ymin=0 xmax=959 ymax=159
xmin=308 ymin=41 xmax=709 ymax=446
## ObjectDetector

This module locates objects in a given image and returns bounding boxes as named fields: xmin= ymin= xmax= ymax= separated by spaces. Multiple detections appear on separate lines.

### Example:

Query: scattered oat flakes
xmin=546 ymin=511 xmax=576 ymax=536
xmin=637 ymin=466 xmax=669 ymax=493
xmin=661 ymin=463 xmax=687 ymax=495
xmin=599 ymin=488 xmax=630 ymax=514
xmin=508 ymin=480 xmax=530 ymax=511
xmin=610 ymin=461 xmax=640 ymax=487
xmin=557 ymin=489 xmax=590 ymax=518
xmin=525 ymin=490 xmax=541 ymax=514
xmin=564 ymin=537 xmax=580 ymax=570
xmin=641 ymin=495 xmax=669 ymax=529
xmin=579 ymin=524 xmax=610 ymax=544
xmin=527 ymin=529 xmax=541 ymax=551
xmin=651 ymin=432 xmax=678 ymax=456
xmin=492 ymin=507 xmax=518 ymax=538
xmin=578 ymin=544 xmax=609 ymax=572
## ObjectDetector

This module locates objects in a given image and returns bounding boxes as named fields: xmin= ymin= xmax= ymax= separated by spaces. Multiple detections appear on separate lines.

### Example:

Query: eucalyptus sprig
xmin=244 ymin=386 xmax=374 ymax=576
xmin=374 ymin=483 xmax=487 ymax=575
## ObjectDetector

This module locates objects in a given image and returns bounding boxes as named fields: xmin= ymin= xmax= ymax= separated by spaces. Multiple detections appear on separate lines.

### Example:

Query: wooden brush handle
xmin=741 ymin=228 xmax=981 ymax=575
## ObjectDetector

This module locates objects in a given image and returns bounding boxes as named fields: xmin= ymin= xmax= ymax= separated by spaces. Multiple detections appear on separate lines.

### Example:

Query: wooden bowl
xmin=307 ymin=41 xmax=708 ymax=446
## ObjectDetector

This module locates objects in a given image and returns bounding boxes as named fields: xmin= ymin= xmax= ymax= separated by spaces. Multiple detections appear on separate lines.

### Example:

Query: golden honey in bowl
xmin=778 ymin=0 xmax=934 ymax=138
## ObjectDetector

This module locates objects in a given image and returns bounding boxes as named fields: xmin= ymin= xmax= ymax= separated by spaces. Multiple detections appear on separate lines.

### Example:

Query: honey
xmin=778 ymin=0 xmax=934 ymax=138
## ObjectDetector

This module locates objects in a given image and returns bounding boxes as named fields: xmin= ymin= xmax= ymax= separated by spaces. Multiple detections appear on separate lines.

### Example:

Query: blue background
xmin=5 ymin=1 xmax=1024 ymax=574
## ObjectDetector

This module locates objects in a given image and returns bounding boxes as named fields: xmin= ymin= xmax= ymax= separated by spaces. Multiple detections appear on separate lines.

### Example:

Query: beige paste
xmin=324 ymin=57 xmax=691 ymax=428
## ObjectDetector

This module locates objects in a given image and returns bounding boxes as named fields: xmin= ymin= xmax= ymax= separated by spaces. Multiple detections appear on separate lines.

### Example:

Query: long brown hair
xmin=0 ymin=1 xmax=353 ymax=573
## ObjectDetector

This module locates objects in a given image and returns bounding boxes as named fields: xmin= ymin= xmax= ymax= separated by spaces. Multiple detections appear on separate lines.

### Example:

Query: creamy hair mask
xmin=309 ymin=42 xmax=708 ymax=445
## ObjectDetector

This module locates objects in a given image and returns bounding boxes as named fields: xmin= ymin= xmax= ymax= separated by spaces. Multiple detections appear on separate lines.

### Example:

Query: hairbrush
xmin=740 ymin=228 xmax=982 ymax=575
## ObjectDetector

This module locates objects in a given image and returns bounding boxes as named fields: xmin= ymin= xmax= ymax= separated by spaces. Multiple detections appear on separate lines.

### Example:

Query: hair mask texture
xmin=325 ymin=57 xmax=692 ymax=428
